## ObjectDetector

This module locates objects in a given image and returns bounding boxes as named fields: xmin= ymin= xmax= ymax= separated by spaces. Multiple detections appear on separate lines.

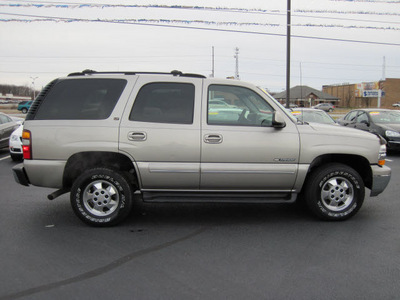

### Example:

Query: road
xmin=0 ymin=148 xmax=399 ymax=300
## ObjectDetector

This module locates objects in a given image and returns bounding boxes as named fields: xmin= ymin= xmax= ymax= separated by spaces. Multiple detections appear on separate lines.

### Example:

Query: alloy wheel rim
xmin=320 ymin=176 xmax=354 ymax=211
xmin=82 ymin=180 xmax=120 ymax=216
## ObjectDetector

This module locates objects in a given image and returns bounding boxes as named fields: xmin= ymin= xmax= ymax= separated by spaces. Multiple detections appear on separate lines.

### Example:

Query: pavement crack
xmin=0 ymin=226 xmax=208 ymax=300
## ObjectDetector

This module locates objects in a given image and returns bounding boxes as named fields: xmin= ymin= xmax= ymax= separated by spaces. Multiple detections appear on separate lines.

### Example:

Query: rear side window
xmin=34 ymin=79 xmax=127 ymax=120
xmin=129 ymin=82 xmax=195 ymax=124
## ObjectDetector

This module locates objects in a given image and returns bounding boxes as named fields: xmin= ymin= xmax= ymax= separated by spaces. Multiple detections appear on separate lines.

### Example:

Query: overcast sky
xmin=0 ymin=0 xmax=399 ymax=92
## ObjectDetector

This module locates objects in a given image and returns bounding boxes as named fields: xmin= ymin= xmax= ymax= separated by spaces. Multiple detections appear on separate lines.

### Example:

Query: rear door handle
xmin=128 ymin=132 xmax=147 ymax=141
xmin=204 ymin=134 xmax=223 ymax=144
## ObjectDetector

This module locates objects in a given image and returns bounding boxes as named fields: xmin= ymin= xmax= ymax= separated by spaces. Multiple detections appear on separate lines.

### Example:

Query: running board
xmin=142 ymin=191 xmax=297 ymax=204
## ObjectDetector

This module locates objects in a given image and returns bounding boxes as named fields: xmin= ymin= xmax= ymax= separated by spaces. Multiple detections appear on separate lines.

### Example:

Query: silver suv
xmin=13 ymin=70 xmax=391 ymax=226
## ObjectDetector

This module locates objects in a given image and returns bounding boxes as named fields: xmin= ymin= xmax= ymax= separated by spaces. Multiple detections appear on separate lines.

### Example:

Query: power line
xmin=1 ymin=12 xmax=400 ymax=46
xmin=2 ymin=15 xmax=400 ymax=30
xmin=330 ymin=0 xmax=400 ymax=3
xmin=1 ymin=2 xmax=400 ymax=24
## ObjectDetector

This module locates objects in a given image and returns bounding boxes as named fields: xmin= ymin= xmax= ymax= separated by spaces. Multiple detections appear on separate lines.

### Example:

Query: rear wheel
xmin=70 ymin=168 xmax=135 ymax=226
xmin=304 ymin=163 xmax=365 ymax=221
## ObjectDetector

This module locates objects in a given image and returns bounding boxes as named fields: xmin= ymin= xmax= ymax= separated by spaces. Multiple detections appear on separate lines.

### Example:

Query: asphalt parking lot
xmin=0 ymin=148 xmax=399 ymax=300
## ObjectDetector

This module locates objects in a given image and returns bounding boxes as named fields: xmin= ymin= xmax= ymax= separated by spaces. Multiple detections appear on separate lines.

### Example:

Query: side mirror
xmin=272 ymin=111 xmax=286 ymax=128
xmin=360 ymin=120 xmax=370 ymax=126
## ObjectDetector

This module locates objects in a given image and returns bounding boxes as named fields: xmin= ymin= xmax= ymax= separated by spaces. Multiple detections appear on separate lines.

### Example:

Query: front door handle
xmin=204 ymin=134 xmax=223 ymax=144
xmin=128 ymin=132 xmax=147 ymax=141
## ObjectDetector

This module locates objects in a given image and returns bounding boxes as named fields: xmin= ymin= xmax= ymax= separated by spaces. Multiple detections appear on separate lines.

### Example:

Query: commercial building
xmin=273 ymin=85 xmax=339 ymax=107
xmin=323 ymin=78 xmax=400 ymax=108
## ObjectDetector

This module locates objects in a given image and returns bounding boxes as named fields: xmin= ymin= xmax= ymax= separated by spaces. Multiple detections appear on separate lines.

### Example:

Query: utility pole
xmin=286 ymin=0 xmax=291 ymax=108
xmin=234 ymin=47 xmax=240 ymax=80
xmin=300 ymin=62 xmax=303 ymax=105
xmin=211 ymin=46 xmax=215 ymax=78
xmin=382 ymin=56 xmax=386 ymax=80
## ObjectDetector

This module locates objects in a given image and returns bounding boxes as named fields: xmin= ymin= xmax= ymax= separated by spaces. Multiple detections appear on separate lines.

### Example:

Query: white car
xmin=9 ymin=125 xmax=23 ymax=161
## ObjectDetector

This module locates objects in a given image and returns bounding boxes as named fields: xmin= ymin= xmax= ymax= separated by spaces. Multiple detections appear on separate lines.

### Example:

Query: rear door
xmin=200 ymin=82 xmax=300 ymax=191
xmin=119 ymin=76 xmax=202 ymax=190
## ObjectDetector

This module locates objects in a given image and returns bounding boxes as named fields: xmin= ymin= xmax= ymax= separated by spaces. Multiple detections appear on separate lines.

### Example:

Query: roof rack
xmin=68 ymin=69 xmax=206 ymax=78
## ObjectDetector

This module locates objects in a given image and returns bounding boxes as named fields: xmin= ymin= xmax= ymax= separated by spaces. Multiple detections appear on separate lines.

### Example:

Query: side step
xmin=142 ymin=191 xmax=297 ymax=204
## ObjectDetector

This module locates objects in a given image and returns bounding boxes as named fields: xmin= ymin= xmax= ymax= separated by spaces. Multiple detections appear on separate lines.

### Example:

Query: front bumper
xmin=370 ymin=165 xmax=391 ymax=196
xmin=387 ymin=140 xmax=400 ymax=150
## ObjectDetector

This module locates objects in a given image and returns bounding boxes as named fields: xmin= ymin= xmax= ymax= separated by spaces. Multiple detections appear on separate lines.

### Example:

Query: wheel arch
xmin=306 ymin=154 xmax=372 ymax=190
xmin=63 ymin=151 xmax=138 ymax=189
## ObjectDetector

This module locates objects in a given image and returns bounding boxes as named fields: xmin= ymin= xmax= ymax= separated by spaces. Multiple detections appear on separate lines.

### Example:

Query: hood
xmin=378 ymin=123 xmax=400 ymax=132
xmin=297 ymin=122 xmax=379 ymax=141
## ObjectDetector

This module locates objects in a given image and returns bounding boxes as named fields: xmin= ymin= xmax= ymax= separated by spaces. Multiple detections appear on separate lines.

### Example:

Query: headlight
xmin=385 ymin=130 xmax=400 ymax=137
xmin=10 ymin=135 xmax=19 ymax=141
xmin=378 ymin=144 xmax=386 ymax=166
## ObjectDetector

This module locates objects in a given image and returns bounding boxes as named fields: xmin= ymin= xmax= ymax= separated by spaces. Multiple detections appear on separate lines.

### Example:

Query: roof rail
xmin=68 ymin=70 xmax=206 ymax=78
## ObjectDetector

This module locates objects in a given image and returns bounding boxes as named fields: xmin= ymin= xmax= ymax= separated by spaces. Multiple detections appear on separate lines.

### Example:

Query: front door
xmin=201 ymin=83 xmax=300 ymax=191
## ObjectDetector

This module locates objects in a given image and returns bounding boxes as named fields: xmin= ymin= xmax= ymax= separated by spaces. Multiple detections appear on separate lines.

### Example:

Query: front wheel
xmin=304 ymin=163 xmax=365 ymax=221
xmin=70 ymin=168 xmax=135 ymax=226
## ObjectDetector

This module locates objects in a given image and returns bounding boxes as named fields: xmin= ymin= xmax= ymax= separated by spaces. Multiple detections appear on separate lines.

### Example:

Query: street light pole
xmin=30 ymin=76 xmax=38 ymax=99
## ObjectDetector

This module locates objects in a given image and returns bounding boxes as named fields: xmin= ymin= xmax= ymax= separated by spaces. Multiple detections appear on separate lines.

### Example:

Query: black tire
xmin=304 ymin=163 xmax=365 ymax=221
xmin=70 ymin=168 xmax=135 ymax=226
xmin=21 ymin=108 xmax=28 ymax=114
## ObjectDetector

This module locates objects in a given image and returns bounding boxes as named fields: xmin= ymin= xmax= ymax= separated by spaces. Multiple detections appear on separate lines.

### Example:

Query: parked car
xmin=0 ymin=112 xmax=21 ymax=149
xmin=208 ymin=98 xmax=246 ymax=124
xmin=17 ymin=101 xmax=33 ymax=114
xmin=313 ymin=103 xmax=335 ymax=112
xmin=392 ymin=102 xmax=400 ymax=108
xmin=338 ymin=109 xmax=400 ymax=151
xmin=9 ymin=125 xmax=23 ymax=161
xmin=290 ymin=108 xmax=337 ymax=125
xmin=12 ymin=70 xmax=390 ymax=226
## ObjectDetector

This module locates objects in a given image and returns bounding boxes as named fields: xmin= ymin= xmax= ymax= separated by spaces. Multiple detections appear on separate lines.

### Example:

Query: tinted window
xmin=130 ymin=83 xmax=195 ymax=124
xmin=208 ymin=85 xmax=274 ymax=126
xmin=34 ymin=79 xmax=127 ymax=120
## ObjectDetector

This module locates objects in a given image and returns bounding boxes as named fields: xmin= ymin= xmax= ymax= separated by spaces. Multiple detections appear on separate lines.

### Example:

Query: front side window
xmin=357 ymin=112 xmax=369 ymax=123
xmin=34 ymin=79 xmax=127 ymax=120
xmin=208 ymin=85 xmax=274 ymax=126
xmin=345 ymin=111 xmax=358 ymax=122
xmin=130 ymin=82 xmax=195 ymax=124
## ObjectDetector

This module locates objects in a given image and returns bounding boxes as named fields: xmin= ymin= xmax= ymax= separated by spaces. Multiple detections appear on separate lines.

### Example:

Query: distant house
xmin=273 ymin=85 xmax=339 ymax=107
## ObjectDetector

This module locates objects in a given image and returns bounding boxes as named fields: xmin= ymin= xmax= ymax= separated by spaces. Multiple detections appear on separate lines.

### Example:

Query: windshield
xmin=369 ymin=111 xmax=400 ymax=124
